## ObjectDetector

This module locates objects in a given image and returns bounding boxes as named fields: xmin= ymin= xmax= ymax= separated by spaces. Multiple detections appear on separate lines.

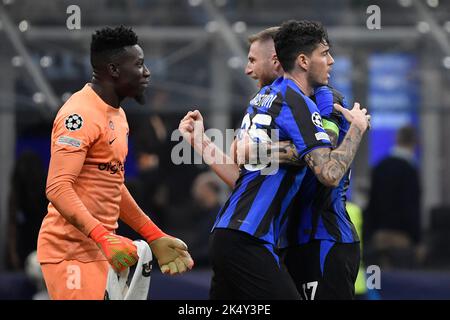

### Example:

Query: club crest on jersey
xmin=65 ymin=114 xmax=83 ymax=131
xmin=311 ymin=112 xmax=323 ymax=128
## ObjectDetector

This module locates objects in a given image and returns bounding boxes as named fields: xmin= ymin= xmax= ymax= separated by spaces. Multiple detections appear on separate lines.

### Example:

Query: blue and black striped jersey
xmin=212 ymin=77 xmax=332 ymax=246
xmin=279 ymin=85 xmax=359 ymax=248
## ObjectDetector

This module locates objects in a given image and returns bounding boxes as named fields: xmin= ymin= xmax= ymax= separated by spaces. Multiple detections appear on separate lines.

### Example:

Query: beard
xmin=308 ymin=71 xmax=328 ymax=88
xmin=134 ymin=92 xmax=147 ymax=105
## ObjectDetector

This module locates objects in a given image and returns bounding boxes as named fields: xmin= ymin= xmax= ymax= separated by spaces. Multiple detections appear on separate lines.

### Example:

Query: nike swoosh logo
xmin=109 ymin=138 xmax=117 ymax=145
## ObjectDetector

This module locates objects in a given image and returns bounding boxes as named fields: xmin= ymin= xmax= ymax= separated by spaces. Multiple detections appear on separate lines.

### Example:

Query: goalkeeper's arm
xmin=46 ymin=149 xmax=138 ymax=272
xmin=46 ymin=148 xmax=103 ymax=236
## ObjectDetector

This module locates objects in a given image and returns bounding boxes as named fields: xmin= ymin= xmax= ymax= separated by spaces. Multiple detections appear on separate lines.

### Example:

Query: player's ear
xmin=297 ymin=53 xmax=309 ymax=71
xmin=271 ymin=53 xmax=278 ymax=65
xmin=272 ymin=54 xmax=283 ymax=73
xmin=107 ymin=63 xmax=120 ymax=78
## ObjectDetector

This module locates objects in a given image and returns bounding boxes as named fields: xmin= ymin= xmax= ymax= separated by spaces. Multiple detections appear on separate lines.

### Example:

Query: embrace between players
xmin=179 ymin=21 xmax=369 ymax=300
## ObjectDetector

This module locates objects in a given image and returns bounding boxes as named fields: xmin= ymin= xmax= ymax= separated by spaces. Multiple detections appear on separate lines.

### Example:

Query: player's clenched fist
xmin=179 ymin=110 xmax=204 ymax=146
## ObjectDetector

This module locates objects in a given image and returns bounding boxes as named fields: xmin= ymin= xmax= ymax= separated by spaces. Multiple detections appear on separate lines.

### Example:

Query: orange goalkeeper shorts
xmin=41 ymin=260 xmax=109 ymax=300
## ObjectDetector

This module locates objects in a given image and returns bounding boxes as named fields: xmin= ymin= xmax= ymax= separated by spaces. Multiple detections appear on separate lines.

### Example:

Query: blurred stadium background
xmin=1 ymin=0 xmax=450 ymax=299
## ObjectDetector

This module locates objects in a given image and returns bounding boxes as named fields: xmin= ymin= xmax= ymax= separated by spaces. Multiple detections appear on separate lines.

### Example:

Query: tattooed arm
xmin=235 ymin=127 xmax=338 ymax=167
xmin=254 ymin=126 xmax=338 ymax=167
xmin=304 ymin=125 xmax=362 ymax=187
xmin=235 ymin=102 xmax=367 ymax=175
xmin=326 ymin=128 xmax=339 ymax=148
xmin=304 ymin=102 xmax=370 ymax=187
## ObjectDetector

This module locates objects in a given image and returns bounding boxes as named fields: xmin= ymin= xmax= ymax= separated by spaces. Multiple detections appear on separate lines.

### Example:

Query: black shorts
xmin=209 ymin=228 xmax=300 ymax=300
xmin=282 ymin=240 xmax=360 ymax=300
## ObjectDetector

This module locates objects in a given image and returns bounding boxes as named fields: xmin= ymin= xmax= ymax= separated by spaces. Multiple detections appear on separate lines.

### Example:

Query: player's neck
xmin=284 ymin=72 xmax=312 ymax=96
xmin=90 ymin=78 xmax=121 ymax=108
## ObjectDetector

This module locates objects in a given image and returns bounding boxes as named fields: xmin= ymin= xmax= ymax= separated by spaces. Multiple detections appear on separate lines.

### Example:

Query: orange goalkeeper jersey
xmin=38 ymin=84 xmax=131 ymax=263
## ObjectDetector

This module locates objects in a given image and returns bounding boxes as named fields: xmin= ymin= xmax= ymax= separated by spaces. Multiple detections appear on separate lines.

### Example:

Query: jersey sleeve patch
xmin=311 ymin=112 xmax=324 ymax=128
xmin=315 ymin=132 xmax=330 ymax=142
xmin=56 ymin=136 xmax=82 ymax=148
xmin=65 ymin=114 xmax=84 ymax=131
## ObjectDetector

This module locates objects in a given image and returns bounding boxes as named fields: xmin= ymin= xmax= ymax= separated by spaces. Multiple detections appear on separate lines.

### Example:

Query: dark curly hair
xmin=90 ymin=25 xmax=138 ymax=68
xmin=274 ymin=20 xmax=329 ymax=72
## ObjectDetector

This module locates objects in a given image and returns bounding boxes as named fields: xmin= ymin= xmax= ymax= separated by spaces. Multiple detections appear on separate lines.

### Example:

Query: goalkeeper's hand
xmin=149 ymin=237 xmax=194 ymax=275
xmin=89 ymin=224 xmax=138 ymax=273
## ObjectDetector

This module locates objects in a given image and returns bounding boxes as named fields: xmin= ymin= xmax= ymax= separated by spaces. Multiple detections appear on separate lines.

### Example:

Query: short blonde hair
xmin=248 ymin=26 xmax=280 ymax=44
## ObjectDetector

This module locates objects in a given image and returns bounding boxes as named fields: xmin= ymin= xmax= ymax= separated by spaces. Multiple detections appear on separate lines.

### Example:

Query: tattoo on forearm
xmin=326 ymin=129 xmax=339 ymax=148
xmin=271 ymin=142 xmax=301 ymax=165
xmin=305 ymin=125 xmax=362 ymax=186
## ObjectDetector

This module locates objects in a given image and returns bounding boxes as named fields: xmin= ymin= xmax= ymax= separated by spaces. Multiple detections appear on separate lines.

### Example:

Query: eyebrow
xmin=320 ymin=44 xmax=330 ymax=52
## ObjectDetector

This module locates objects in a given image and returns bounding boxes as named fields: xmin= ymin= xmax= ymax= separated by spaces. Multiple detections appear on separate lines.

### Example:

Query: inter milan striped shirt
xmin=279 ymin=85 xmax=359 ymax=247
xmin=212 ymin=77 xmax=332 ymax=246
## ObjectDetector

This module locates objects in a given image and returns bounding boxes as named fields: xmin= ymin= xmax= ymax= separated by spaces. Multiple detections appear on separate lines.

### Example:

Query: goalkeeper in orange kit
xmin=37 ymin=26 xmax=194 ymax=300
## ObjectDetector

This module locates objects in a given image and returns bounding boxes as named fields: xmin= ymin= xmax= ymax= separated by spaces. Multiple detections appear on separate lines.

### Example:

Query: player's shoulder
xmin=249 ymin=82 xmax=281 ymax=112
xmin=56 ymin=85 xmax=105 ymax=120
xmin=117 ymin=106 xmax=127 ymax=122
xmin=282 ymin=81 xmax=314 ymax=112
xmin=261 ymin=77 xmax=284 ymax=95
xmin=53 ymin=85 xmax=107 ymax=136
xmin=281 ymin=78 xmax=309 ymax=104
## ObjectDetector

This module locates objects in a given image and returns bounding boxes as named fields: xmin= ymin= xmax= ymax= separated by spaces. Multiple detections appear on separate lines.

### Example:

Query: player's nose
xmin=245 ymin=63 xmax=252 ymax=76
xmin=143 ymin=64 xmax=151 ymax=78
xmin=328 ymin=53 xmax=335 ymax=66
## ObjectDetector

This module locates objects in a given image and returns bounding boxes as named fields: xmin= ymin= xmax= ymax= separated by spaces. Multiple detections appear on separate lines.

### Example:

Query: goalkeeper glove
xmin=138 ymin=221 xmax=194 ymax=275
xmin=89 ymin=224 xmax=138 ymax=273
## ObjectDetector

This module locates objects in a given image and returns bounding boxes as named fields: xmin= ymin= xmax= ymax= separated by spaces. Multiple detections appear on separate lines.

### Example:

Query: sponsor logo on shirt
xmin=98 ymin=160 xmax=124 ymax=174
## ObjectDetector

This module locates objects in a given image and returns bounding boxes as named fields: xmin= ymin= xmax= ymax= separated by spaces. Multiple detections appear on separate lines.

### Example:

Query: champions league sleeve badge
xmin=65 ymin=114 xmax=84 ymax=131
